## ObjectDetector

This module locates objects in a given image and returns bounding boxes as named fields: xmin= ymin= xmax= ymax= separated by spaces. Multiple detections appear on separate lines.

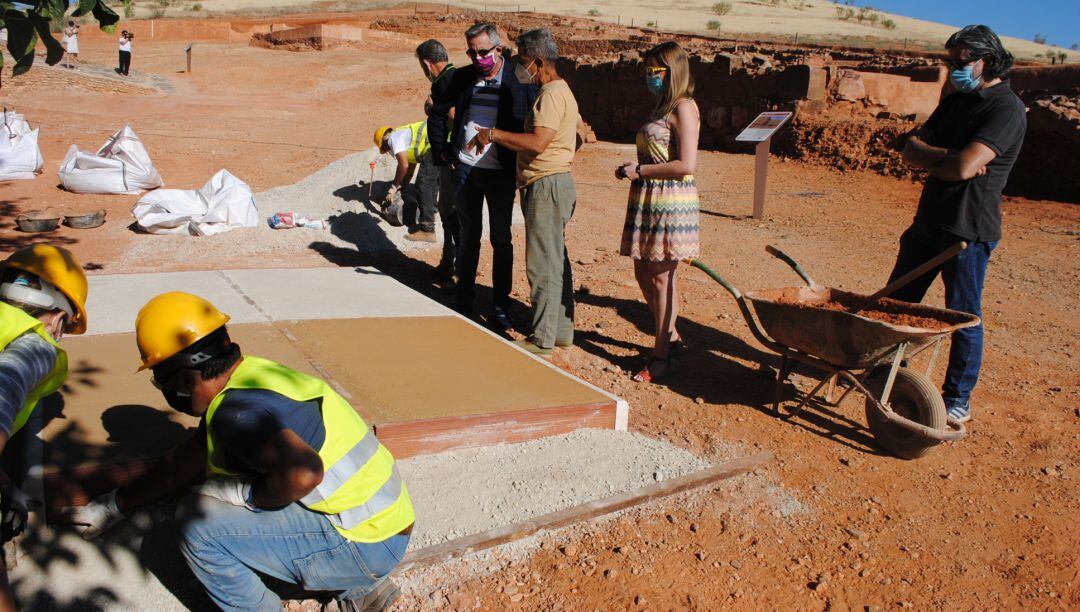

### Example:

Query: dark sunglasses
xmin=466 ymin=45 xmax=498 ymax=58
xmin=945 ymin=55 xmax=983 ymax=71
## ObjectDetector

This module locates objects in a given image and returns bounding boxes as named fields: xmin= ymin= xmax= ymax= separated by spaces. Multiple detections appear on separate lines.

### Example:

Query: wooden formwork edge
xmin=394 ymin=451 xmax=774 ymax=573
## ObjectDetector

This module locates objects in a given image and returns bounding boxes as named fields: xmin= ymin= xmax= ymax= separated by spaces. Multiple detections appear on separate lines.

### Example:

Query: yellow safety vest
xmin=204 ymin=356 xmax=414 ymax=543
xmin=400 ymin=121 xmax=431 ymax=165
xmin=0 ymin=301 xmax=67 ymax=435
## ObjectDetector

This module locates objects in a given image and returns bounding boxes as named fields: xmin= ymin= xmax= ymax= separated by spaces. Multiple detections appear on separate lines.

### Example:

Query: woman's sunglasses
xmin=645 ymin=66 xmax=668 ymax=75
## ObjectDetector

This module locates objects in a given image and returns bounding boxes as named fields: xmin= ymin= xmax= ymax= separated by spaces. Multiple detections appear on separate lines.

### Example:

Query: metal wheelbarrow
xmin=689 ymin=246 xmax=979 ymax=459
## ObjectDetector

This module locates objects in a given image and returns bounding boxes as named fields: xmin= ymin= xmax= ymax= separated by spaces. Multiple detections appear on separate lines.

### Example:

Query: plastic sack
xmin=268 ymin=211 xmax=325 ymax=230
xmin=58 ymin=125 xmax=164 ymax=194
xmin=132 ymin=169 xmax=258 ymax=236
xmin=0 ymin=129 xmax=44 ymax=181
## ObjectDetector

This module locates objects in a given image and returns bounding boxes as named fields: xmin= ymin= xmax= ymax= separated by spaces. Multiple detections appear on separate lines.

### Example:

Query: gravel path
xmin=399 ymin=429 xmax=713 ymax=549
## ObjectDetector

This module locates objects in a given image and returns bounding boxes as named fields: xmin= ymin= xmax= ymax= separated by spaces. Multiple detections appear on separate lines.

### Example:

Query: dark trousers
xmin=118 ymin=50 xmax=131 ymax=75
xmin=887 ymin=225 xmax=997 ymax=407
xmin=453 ymin=164 xmax=515 ymax=312
xmin=404 ymin=157 xmax=439 ymax=232
xmin=522 ymin=173 xmax=576 ymax=348
xmin=437 ymin=165 xmax=459 ymax=268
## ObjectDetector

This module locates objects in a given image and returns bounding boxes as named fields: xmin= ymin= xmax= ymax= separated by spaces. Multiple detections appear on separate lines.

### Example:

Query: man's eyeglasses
xmin=467 ymin=45 xmax=498 ymax=58
xmin=945 ymin=55 xmax=983 ymax=71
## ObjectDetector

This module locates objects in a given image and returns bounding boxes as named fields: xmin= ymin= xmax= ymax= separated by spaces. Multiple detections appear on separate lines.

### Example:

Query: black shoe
xmin=491 ymin=305 xmax=514 ymax=331
xmin=431 ymin=261 xmax=455 ymax=282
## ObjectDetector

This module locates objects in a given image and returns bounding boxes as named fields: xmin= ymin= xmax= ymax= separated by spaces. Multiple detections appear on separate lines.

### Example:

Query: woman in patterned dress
xmin=616 ymin=41 xmax=700 ymax=383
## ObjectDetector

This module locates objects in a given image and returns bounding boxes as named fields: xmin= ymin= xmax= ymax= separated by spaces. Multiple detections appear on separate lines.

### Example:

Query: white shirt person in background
xmin=62 ymin=21 xmax=80 ymax=69
xmin=117 ymin=30 xmax=133 ymax=76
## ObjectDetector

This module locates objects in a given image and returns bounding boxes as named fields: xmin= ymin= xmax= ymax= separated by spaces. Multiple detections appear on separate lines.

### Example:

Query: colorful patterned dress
xmin=620 ymin=106 xmax=701 ymax=261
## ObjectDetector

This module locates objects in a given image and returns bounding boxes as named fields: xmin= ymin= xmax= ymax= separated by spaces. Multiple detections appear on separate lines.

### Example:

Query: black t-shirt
xmin=197 ymin=388 xmax=325 ymax=475
xmin=914 ymin=81 xmax=1027 ymax=242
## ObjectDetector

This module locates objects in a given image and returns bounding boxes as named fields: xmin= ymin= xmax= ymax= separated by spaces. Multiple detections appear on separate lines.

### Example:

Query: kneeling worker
xmin=66 ymin=292 xmax=414 ymax=612
xmin=0 ymin=245 xmax=89 ymax=612
xmin=374 ymin=122 xmax=438 ymax=242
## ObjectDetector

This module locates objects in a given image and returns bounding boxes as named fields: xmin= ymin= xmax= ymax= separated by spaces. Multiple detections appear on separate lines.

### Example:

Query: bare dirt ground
xmin=2 ymin=11 xmax=1078 ymax=610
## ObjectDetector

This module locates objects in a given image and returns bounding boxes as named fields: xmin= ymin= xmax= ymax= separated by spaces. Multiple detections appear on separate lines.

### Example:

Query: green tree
xmin=706 ymin=19 xmax=721 ymax=30
xmin=712 ymin=2 xmax=732 ymax=15
xmin=1033 ymin=33 xmax=1047 ymax=44
xmin=0 ymin=0 xmax=119 ymax=80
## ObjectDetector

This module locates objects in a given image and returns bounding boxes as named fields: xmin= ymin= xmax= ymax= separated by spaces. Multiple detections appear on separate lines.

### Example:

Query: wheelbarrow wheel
xmin=864 ymin=367 xmax=946 ymax=460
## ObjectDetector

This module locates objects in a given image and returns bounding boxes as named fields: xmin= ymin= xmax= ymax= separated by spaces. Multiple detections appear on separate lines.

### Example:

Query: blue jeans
xmin=176 ymin=494 xmax=409 ymax=612
xmin=887 ymin=225 xmax=998 ymax=407
xmin=452 ymin=163 xmax=516 ymax=312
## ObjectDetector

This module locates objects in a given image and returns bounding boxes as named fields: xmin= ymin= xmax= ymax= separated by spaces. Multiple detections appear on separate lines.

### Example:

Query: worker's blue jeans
xmin=176 ymin=494 xmax=409 ymax=612
xmin=887 ymin=225 xmax=998 ymax=409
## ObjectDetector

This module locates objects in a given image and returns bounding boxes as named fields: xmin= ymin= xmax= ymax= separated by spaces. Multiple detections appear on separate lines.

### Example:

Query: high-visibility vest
xmin=204 ymin=356 xmax=414 ymax=543
xmin=400 ymin=121 xmax=431 ymax=165
xmin=0 ymin=301 xmax=66 ymax=435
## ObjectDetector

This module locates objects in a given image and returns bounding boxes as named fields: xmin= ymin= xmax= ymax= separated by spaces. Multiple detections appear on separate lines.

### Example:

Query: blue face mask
xmin=949 ymin=65 xmax=982 ymax=94
xmin=645 ymin=74 xmax=665 ymax=96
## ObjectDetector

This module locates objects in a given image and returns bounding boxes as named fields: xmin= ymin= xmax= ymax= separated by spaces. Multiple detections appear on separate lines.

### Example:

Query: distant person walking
xmin=890 ymin=25 xmax=1026 ymax=424
xmin=469 ymin=29 xmax=580 ymax=357
xmin=62 ymin=22 xmax=80 ymax=69
xmin=616 ymin=41 xmax=700 ymax=383
xmin=117 ymin=30 xmax=133 ymax=76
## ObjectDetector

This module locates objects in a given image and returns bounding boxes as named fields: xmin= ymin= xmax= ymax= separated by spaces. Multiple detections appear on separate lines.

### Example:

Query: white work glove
xmin=63 ymin=489 xmax=126 ymax=540
xmin=194 ymin=477 xmax=255 ymax=510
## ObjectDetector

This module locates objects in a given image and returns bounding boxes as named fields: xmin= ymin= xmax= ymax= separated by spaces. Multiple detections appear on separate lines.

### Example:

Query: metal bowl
xmin=15 ymin=211 xmax=61 ymax=233
xmin=63 ymin=209 xmax=107 ymax=229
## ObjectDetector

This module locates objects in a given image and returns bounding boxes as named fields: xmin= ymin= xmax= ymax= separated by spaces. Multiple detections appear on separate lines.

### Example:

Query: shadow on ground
xmin=574 ymin=289 xmax=883 ymax=455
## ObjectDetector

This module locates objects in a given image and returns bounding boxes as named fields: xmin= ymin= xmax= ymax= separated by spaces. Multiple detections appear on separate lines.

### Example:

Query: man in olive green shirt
xmin=469 ymin=28 xmax=579 ymax=356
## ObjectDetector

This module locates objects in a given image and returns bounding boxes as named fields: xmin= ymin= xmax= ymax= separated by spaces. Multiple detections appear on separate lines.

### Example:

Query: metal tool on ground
xmin=368 ymin=160 xmax=376 ymax=201
xmin=689 ymin=246 xmax=979 ymax=459
xmin=848 ymin=241 xmax=968 ymax=314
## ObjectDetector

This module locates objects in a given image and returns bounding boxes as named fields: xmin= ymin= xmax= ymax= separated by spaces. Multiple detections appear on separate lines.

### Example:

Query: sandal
xmin=669 ymin=337 xmax=690 ymax=356
xmin=632 ymin=357 xmax=673 ymax=383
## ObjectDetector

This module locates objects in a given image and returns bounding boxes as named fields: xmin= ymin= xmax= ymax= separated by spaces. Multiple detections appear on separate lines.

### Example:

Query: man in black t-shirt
xmin=890 ymin=25 xmax=1026 ymax=424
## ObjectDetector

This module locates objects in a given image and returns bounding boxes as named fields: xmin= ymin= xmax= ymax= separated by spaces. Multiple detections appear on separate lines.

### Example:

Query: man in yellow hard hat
xmin=374 ymin=122 xmax=438 ymax=243
xmin=64 ymin=292 xmax=414 ymax=612
xmin=0 ymin=244 xmax=89 ymax=612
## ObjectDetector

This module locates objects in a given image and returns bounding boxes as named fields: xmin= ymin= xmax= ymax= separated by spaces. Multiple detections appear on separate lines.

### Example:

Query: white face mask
xmin=515 ymin=59 xmax=537 ymax=85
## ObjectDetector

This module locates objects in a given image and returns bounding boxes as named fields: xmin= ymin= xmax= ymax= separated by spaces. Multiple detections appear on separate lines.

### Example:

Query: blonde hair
xmin=645 ymin=41 xmax=695 ymax=119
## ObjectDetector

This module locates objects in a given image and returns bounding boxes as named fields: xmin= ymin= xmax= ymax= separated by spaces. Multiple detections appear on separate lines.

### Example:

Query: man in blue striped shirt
xmin=428 ymin=23 xmax=539 ymax=330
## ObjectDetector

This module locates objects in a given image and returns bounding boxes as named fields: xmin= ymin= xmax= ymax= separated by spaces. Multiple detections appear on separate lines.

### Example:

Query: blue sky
xmin=868 ymin=1 xmax=1079 ymax=49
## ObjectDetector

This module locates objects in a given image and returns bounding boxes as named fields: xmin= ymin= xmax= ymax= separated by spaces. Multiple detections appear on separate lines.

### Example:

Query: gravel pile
xmin=398 ymin=428 xmax=713 ymax=549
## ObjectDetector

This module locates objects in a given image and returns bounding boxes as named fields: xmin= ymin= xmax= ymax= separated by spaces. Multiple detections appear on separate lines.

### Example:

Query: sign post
xmin=735 ymin=111 xmax=792 ymax=220
xmin=185 ymin=43 xmax=193 ymax=73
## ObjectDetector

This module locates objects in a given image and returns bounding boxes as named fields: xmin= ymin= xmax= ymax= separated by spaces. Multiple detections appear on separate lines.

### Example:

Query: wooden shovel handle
xmin=851 ymin=241 xmax=968 ymax=313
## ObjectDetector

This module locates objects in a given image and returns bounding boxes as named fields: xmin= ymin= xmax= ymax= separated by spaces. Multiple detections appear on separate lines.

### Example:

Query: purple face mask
xmin=473 ymin=53 xmax=498 ymax=75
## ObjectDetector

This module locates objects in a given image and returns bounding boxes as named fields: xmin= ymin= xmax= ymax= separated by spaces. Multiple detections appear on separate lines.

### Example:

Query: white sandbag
xmin=0 ymin=110 xmax=32 ymax=138
xmin=0 ymin=129 xmax=44 ymax=181
xmin=58 ymin=125 xmax=164 ymax=194
xmin=132 ymin=169 xmax=259 ymax=236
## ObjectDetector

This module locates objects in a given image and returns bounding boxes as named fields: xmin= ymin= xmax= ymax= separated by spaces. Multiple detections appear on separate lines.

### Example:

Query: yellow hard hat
xmin=135 ymin=291 xmax=230 ymax=371
xmin=0 ymin=244 xmax=89 ymax=335
xmin=374 ymin=126 xmax=393 ymax=151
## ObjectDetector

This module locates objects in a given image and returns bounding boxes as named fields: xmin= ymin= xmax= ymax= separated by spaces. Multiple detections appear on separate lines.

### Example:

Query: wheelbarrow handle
xmin=765 ymin=245 xmax=816 ymax=287
xmin=686 ymin=259 xmax=742 ymax=299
